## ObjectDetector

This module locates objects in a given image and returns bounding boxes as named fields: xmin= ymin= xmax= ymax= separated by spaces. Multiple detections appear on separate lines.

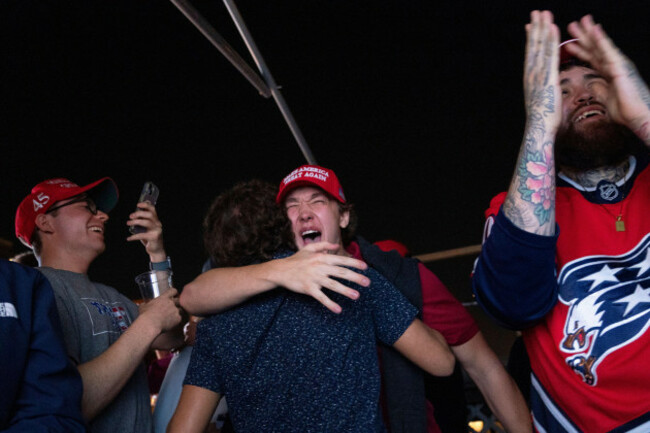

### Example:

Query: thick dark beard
xmin=555 ymin=119 xmax=642 ymax=170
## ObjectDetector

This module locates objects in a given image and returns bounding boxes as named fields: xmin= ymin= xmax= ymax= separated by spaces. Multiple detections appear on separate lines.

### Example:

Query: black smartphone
xmin=130 ymin=181 xmax=160 ymax=234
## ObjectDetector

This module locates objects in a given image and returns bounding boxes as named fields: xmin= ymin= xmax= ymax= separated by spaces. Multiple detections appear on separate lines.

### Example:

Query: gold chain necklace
xmin=577 ymin=176 xmax=628 ymax=232
xmin=597 ymin=193 xmax=627 ymax=232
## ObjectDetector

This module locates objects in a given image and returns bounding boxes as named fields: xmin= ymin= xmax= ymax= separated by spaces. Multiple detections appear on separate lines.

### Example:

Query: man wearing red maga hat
xmin=169 ymin=179 xmax=456 ymax=433
xmin=15 ymin=177 xmax=183 ymax=433
xmin=182 ymin=164 xmax=530 ymax=433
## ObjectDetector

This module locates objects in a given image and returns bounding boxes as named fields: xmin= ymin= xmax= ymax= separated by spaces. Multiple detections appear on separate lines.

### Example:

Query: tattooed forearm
xmin=503 ymin=87 xmax=557 ymax=235
xmin=504 ymin=11 xmax=559 ymax=236
xmin=504 ymin=137 xmax=556 ymax=234
xmin=526 ymin=84 xmax=557 ymax=119
xmin=502 ymin=193 xmax=528 ymax=228
xmin=517 ymin=139 xmax=555 ymax=221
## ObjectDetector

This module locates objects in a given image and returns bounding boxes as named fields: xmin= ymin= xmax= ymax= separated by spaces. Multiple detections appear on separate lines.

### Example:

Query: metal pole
xmin=222 ymin=0 xmax=318 ymax=165
xmin=169 ymin=0 xmax=271 ymax=98
xmin=414 ymin=244 xmax=483 ymax=263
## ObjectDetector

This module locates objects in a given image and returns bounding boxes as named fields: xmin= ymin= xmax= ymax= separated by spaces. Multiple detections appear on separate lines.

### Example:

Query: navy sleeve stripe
xmin=472 ymin=210 xmax=559 ymax=329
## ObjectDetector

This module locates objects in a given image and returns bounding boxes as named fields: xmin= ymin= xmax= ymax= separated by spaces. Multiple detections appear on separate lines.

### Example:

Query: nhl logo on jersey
xmin=558 ymin=234 xmax=650 ymax=386
xmin=597 ymin=180 xmax=620 ymax=201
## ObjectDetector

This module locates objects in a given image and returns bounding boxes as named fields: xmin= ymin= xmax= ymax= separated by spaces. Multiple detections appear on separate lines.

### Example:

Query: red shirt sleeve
xmin=486 ymin=191 xmax=507 ymax=218
xmin=419 ymin=263 xmax=479 ymax=346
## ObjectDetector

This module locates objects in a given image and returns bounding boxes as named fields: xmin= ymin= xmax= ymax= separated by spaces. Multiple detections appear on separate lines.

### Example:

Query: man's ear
xmin=35 ymin=213 xmax=54 ymax=234
xmin=339 ymin=210 xmax=350 ymax=229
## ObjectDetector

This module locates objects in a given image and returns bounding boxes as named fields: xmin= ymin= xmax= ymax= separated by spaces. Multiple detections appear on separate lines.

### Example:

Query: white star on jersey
xmin=579 ymin=264 xmax=621 ymax=291
xmin=614 ymin=284 xmax=650 ymax=316
xmin=630 ymin=248 xmax=650 ymax=277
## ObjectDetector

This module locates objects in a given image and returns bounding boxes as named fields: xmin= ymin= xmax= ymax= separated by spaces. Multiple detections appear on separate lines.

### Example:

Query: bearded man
xmin=472 ymin=11 xmax=650 ymax=433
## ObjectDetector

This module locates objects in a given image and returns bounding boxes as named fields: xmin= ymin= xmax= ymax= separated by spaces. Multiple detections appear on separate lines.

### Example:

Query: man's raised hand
xmin=566 ymin=14 xmax=650 ymax=142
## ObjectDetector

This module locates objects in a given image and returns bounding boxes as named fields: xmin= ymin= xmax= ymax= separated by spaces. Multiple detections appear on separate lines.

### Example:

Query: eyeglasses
xmin=46 ymin=195 xmax=98 ymax=215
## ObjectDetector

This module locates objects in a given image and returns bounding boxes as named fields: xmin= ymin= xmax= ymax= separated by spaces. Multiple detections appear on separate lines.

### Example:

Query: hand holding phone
xmin=130 ymin=181 xmax=160 ymax=234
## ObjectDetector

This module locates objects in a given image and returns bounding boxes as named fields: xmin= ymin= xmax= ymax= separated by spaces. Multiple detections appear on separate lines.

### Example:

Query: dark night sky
xmin=1 ymin=0 xmax=649 ymax=305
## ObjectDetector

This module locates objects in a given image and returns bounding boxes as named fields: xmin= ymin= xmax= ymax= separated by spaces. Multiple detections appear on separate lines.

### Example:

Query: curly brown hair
xmin=203 ymin=179 xmax=296 ymax=267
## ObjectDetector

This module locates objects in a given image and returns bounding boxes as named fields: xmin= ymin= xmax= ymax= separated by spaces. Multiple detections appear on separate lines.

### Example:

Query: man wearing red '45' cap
xmin=15 ymin=177 xmax=183 ymax=433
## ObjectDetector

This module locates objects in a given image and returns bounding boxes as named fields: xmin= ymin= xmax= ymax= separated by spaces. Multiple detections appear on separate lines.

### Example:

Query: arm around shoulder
xmin=180 ymin=262 xmax=280 ymax=315
xmin=181 ymin=245 xmax=368 ymax=316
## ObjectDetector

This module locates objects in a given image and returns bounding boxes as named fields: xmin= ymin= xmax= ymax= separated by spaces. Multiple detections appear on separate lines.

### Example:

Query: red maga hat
xmin=276 ymin=165 xmax=346 ymax=204
xmin=15 ymin=177 xmax=118 ymax=247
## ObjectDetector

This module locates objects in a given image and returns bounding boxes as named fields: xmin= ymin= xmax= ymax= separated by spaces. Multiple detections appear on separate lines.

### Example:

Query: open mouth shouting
xmin=573 ymin=108 xmax=606 ymax=123
xmin=301 ymin=229 xmax=322 ymax=245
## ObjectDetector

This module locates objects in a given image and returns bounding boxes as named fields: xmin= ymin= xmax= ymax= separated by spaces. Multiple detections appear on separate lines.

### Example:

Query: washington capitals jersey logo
xmin=558 ymin=234 xmax=650 ymax=386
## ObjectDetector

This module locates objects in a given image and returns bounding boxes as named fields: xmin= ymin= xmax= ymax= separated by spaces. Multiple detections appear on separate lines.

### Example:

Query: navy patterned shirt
xmin=185 ymin=253 xmax=418 ymax=433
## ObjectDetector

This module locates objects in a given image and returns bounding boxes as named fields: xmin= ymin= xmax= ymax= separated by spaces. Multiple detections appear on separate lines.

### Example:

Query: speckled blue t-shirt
xmin=185 ymin=253 xmax=418 ymax=433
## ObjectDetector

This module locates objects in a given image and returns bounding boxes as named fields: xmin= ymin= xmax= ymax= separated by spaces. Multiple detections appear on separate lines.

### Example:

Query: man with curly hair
xmin=168 ymin=179 xmax=454 ymax=433
xmin=182 ymin=166 xmax=531 ymax=433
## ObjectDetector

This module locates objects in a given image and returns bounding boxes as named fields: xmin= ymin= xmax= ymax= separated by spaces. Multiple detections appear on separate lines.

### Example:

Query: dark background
xmin=1 ymin=1 xmax=648 ymax=351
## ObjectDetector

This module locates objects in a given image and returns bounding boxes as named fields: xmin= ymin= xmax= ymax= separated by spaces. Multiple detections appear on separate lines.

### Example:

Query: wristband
xmin=150 ymin=256 xmax=172 ymax=271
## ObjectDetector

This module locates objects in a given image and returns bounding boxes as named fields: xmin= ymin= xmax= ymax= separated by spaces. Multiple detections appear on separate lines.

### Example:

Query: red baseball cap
xmin=276 ymin=165 xmax=346 ymax=204
xmin=15 ymin=177 xmax=119 ymax=247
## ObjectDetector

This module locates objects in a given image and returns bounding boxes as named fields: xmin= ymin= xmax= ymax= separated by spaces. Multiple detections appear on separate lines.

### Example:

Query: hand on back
xmin=274 ymin=242 xmax=370 ymax=314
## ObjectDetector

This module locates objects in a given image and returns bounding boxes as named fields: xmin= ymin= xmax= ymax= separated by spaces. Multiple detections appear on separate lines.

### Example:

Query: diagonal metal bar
xmin=222 ymin=0 xmax=317 ymax=165
xmin=414 ymin=244 xmax=482 ymax=263
xmin=169 ymin=0 xmax=271 ymax=98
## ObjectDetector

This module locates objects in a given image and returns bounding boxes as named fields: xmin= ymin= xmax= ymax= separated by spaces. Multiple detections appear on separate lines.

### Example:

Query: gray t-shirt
xmin=38 ymin=267 xmax=152 ymax=433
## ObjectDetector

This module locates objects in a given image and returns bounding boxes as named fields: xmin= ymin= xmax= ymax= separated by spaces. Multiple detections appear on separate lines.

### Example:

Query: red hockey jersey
xmin=484 ymin=160 xmax=650 ymax=432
